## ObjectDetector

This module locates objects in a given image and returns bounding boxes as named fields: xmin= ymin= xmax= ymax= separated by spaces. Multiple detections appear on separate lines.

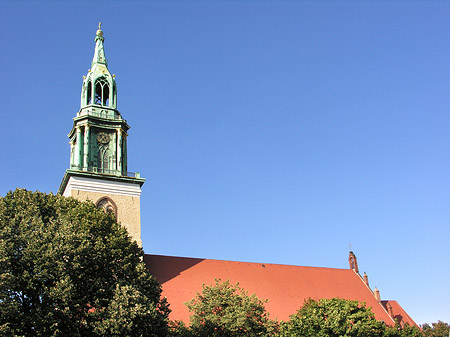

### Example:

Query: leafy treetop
xmin=184 ymin=279 xmax=278 ymax=337
xmin=0 ymin=189 xmax=170 ymax=337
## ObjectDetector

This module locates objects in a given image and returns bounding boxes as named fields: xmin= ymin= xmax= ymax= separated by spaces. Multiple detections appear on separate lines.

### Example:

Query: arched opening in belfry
xmin=86 ymin=81 xmax=93 ymax=105
xmin=94 ymin=77 xmax=110 ymax=106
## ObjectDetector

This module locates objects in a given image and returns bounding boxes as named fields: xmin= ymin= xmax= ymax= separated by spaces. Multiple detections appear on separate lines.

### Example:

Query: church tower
xmin=59 ymin=24 xmax=145 ymax=246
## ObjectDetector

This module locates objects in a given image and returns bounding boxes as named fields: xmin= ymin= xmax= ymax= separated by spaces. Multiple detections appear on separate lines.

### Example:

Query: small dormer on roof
xmin=80 ymin=23 xmax=117 ymax=110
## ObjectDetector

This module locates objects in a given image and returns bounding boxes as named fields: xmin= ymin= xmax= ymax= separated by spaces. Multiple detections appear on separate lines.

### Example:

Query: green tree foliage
xmin=168 ymin=320 xmax=192 ymax=337
xmin=384 ymin=322 xmax=423 ymax=337
xmin=0 ymin=189 xmax=169 ymax=337
xmin=422 ymin=321 xmax=450 ymax=337
xmin=279 ymin=298 xmax=386 ymax=337
xmin=184 ymin=279 xmax=278 ymax=337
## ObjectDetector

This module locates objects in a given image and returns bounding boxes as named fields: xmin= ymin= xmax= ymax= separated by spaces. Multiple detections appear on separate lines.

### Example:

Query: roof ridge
xmin=144 ymin=253 xmax=352 ymax=271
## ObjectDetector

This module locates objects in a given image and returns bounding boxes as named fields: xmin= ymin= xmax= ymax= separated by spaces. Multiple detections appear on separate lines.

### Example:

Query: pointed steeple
xmin=65 ymin=24 xmax=130 ymax=175
xmin=92 ymin=22 xmax=107 ymax=66
xmin=80 ymin=23 xmax=117 ymax=109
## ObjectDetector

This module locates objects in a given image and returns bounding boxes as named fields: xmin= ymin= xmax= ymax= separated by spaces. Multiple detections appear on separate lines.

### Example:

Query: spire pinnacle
xmin=92 ymin=23 xmax=107 ymax=66
xmin=96 ymin=22 xmax=103 ymax=38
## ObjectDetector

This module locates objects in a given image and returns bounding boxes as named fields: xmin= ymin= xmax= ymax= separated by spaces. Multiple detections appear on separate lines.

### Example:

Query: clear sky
xmin=1 ymin=0 xmax=449 ymax=325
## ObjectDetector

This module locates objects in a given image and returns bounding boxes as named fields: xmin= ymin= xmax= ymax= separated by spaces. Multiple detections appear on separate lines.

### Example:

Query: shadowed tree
xmin=0 ymin=189 xmax=169 ymax=337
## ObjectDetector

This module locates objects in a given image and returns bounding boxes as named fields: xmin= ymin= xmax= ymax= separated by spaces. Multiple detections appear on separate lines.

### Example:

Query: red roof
xmin=144 ymin=254 xmax=408 ymax=325
xmin=381 ymin=300 xmax=417 ymax=327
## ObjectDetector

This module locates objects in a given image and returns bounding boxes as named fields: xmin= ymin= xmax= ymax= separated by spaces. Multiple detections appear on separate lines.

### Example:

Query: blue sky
xmin=1 ymin=0 xmax=449 ymax=325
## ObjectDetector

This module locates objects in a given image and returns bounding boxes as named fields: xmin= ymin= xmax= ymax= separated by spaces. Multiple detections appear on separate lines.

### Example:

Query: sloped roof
xmin=144 ymin=254 xmax=400 ymax=325
xmin=381 ymin=300 xmax=417 ymax=327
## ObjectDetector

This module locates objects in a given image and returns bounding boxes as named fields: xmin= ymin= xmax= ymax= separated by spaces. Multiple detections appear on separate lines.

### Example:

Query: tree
xmin=168 ymin=320 xmax=193 ymax=337
xmin=279 ymin=298 xmax=386 ymax=337
xmin=422 ymin=321 xmax=450 ymax=337
xmin=184 ymin=279 xmax=278 ymax=337
xmin=0 ymin=189 xmax=169 ymax=337
xmin=384 ymin=322 xmax=423 ymax=337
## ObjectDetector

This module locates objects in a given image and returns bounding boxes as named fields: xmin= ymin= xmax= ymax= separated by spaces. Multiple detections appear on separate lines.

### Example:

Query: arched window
xmin=96 ymin=197 xmax=117 ymax=217
xmin=94 ymin=77 xmax=110 ymax=106
xmin=86 ymin=81 xmax=92 ymax=105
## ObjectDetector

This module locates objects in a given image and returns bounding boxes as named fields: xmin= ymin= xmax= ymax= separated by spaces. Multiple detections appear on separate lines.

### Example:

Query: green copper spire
xmin=80 ymin=23 xmax=117 ymax=109
xmin=64 ymin=24 xmax=133 ymax=177
xmin=92 ymin=22 xmax=107 ymax=66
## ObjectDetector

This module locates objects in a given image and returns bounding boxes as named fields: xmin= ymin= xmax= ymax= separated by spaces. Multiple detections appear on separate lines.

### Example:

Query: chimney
xmin=348 ymin=251 xmax=359 ymax=274
xmin=386 ymin=302 xmax=394 ymax=318
xmin=363 ymin=272 xmax=369 ymax=287
xmin=374 ymin=287 xmax=381 ymax=302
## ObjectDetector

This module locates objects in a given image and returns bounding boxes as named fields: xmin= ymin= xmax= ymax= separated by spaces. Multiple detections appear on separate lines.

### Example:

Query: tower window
xmin=98 ymin=148 xmax=109 ymax=173
xmin=94 ymin=77 xmax=110 ymax=106
xmin=96 ymin=197 xmax=117 ymax=217
xmin=86 ymin=81 xmax=92 ymax=105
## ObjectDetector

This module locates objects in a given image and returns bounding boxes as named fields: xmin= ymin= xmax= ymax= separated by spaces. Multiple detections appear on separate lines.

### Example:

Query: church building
xmin=59 ymin=25 xmax=416 ymax=327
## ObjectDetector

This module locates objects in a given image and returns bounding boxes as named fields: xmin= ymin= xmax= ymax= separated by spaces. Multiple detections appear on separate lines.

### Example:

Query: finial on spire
xmin=96 ymin=22 xmax=104 ymax=38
